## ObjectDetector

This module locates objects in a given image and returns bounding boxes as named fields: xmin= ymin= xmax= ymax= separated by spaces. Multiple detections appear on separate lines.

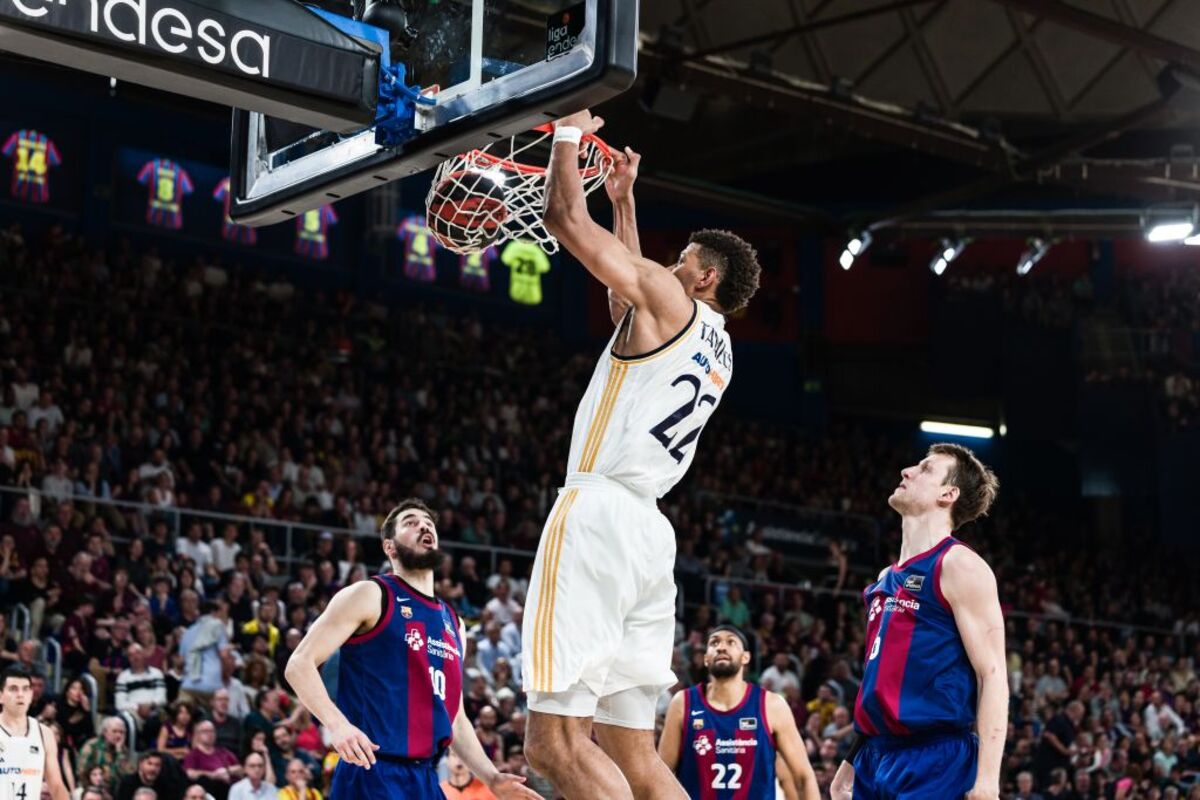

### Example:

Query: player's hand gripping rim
xmin=331 ymin=721 xmax=380 ymax=770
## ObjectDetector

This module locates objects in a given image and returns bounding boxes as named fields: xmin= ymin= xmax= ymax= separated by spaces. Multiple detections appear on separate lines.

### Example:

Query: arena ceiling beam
xmin=867 ymin=91 xmax=1178 ymax=231
xmin=675 ymin=0 xmax=933 ymax=65
xmin=989 ymin=0 xmax=1200 ymax=74
xmin=637 ymin=45 xmax=1018 ymax=173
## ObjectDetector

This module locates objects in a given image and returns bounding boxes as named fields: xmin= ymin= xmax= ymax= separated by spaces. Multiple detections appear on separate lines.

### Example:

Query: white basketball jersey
xmin=0 ymin=717 xmax=44 ymax=800
xmin=567 ymin=300 xmax=732 ymax=498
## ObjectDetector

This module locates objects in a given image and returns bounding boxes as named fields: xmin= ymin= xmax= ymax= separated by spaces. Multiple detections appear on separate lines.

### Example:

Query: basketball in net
xmin=425 ymin=123 xmax=614 ymax=255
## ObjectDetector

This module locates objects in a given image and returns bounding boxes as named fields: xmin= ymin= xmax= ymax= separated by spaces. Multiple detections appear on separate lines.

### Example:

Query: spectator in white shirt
xmin=210 ymin=523 xmax=241 ymax=575
xmin=227 ymin=751 xmax=276 ymax=800
xmin=176 ymin=523 xmax=215 ymax=577
xmin=27 ymin=391 xmax=64 ymax=435
xmin=115 ymin=643 xmax=167 ymax=730
xmin=759 ymin=652 xmax=801 ymax=694
xmin=483 ymin=579 xmax=521 ymax=627
xmin=10 ymin=369 xmax=37 ymax=410
xmin=486 ymin=558 xmax=528 ymax=603
xmin=1144 ymin=691 xmax=1187 ymax=743
xmin=40 ymin=458 xmax=73 ymax=505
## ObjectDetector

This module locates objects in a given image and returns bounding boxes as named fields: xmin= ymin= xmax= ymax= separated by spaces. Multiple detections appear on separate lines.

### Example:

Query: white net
xmin=424 ymin=126 xmax=613 ymax=255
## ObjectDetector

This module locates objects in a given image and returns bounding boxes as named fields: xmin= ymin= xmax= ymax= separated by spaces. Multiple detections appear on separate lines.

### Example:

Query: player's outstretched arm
xmin=284 ymin=580 xmax=383 ymax=770
xmin=941 ymin=546 xmax=1007 ymax=800
xmin=765 ymin=692 xmax=820 ymax=800
xmin=656 ymin=690 xmax=685 ymax=772
xmin=544 ymin=110 xmax=693 ymax=330
xmin=40 ymin=720 xmax=70 ymax=800
xmin=449 ymin=622 xmax=540 ymax=799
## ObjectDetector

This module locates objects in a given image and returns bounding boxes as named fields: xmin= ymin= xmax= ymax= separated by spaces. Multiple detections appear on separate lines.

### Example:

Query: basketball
xmin=426 ymin=169 xmax=509 ymax=254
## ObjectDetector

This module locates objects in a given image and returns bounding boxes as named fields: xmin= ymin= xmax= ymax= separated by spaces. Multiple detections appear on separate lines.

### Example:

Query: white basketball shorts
xmin=521 ymin=472 xmax=678 ymax=729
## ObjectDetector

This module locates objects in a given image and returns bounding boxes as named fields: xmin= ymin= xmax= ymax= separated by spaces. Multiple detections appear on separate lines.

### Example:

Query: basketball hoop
xmin=425 ymin=124 xmax=614 ymax=255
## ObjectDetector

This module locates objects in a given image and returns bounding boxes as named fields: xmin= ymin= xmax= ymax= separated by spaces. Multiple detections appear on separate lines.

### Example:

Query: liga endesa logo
xmin=5 ymin=0 xmax=271 ymax=77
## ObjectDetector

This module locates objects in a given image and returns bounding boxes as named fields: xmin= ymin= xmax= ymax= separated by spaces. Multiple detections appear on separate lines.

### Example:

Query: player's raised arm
xmin=284 ymin=580 xmax=383 ymax=770
xmin=656 ymin=689 xmax=686 ymax=772
xmin=765 ymin=692 xmax=820 ymax=800
xmin=941 ymin=546 xmax=1007 ymax=800
xmin=543 ymin=109 xmax=693 ymax=329
xmin=604 ymin=145 xmax=642 ymax=325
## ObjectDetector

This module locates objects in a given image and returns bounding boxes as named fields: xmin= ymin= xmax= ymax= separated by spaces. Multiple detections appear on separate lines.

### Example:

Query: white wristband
xmin=553 ymin=125 xmax=584 ymax=146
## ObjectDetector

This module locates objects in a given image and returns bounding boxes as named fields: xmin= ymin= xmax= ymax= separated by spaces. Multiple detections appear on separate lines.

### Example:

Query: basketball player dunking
xmin=831 ymin=444 xmax=1007 ymax=800
xmin=286 ymin=500 xmax=537 ymax=800
xmin=0 ymin=667 xmax=70 ymax=800
xmin=521 ymin=108 xmax=761 ymax=800
xmin=659 ymin=626 xmax=819 ymax=800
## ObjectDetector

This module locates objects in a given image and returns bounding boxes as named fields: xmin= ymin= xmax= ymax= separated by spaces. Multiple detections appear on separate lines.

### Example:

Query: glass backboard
xmin=231 ymin=0 xmax=637 ymax=226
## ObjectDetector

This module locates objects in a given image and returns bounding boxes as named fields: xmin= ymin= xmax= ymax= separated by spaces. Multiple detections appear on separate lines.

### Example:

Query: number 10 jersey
xmin=568 ymin=300 xmax=732 ymax=499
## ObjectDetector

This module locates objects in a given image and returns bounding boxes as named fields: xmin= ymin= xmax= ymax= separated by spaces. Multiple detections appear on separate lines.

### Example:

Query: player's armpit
xmin=656 ymin=690 xmax=686 ymax=772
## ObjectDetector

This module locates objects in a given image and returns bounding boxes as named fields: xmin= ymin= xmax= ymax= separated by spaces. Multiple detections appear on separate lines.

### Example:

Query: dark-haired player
xmin=0 ymin=667 xmax=71 ymax=800
xmin=285 ymin=499 xmax=537 ymax=800
xmin=831 ymin=444 xmax=1007 ymax=800
xmin=522 ymin=108 xmax=762 ymax=800
xmin=660 ymin=626 xmax=819 ymax=800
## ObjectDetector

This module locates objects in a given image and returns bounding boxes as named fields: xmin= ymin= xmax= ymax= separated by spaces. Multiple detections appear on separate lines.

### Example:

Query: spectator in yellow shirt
xmin=277 ymin=758 xmax=322 ymax=800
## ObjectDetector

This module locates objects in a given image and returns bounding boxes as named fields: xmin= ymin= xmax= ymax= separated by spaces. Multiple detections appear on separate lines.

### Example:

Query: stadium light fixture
xmin=1016 ymin=238 xmax=1050 ymax=276
xmin=930 ymin=238 xmax=966 ymax=276
xmin=839 ymin=231 xmax=872 ymax=271
xmin=1144 ymin=206 xmax=1197 ymax=243
xmin=920 ymin=420 xmax=995 ymax=440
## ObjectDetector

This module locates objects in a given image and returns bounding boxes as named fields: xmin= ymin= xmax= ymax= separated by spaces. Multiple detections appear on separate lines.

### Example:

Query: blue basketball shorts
xmin=329 ymin=756 xmax=445 ymax=799
xmin=851 ymin=730 xmax=978 ymax=800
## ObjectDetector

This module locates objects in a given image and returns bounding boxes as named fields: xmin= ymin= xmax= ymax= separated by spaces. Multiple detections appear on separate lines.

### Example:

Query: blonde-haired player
xmin=521 ymin=108 xmax=762 ymax=800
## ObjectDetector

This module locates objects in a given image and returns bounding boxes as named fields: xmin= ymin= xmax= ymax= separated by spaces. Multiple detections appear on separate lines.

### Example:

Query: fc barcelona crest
xmin=692 ymin=718 xmax=704 ymax=730
xmin=400 ymin=606 xmax=413 ymax=619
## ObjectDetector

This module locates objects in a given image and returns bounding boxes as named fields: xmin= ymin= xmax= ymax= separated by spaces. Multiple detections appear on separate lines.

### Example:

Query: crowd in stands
xmin=0 ymin=223 xmax=1197 ymax=799
xmin=946 ymin=258 xmax=1200 ymax=432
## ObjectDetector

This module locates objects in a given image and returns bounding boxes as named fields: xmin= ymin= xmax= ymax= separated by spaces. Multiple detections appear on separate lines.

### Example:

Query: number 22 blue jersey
xmin=677 ymin=683 xmax=777 ymax=800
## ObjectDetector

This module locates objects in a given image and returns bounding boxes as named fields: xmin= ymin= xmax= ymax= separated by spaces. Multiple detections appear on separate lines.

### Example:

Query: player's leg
xmin=522 ymin=489 xmax=638 ymax=798
xmin=594 ymin=696 xmax=687 ymax=800
xmin=594 ymin=510 xmax=686 ymax=800
xmin=526 ymin=707 xmax=635 ymax=799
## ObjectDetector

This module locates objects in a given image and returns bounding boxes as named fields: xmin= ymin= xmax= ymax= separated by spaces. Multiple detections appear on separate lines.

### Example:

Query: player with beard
xmin=659 ymin=626 xmax=818 ymax=800
xmin=286 ymin=499 xmax=537 ymax=800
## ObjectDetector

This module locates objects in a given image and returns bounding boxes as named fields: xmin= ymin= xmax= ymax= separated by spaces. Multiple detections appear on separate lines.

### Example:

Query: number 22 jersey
xmin=568 ymin=300 xmax=731 ymax=498
xmin=677 ymin=684 xmax=777 ymax=800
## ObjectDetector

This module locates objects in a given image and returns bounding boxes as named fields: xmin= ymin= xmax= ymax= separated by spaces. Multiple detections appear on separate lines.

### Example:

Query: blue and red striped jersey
xmin=459 ymin=245 xmax=498 ymax=291
xmin=397 ymin=216 xmax=438 ymax=282
xmin=2 ymin=129 xmax=60 ymax=203
xmin=295 ymin=205 xmax=338 ymax=260
xmin=213 ymin=178 xmax=257 ymax=245
xmin=336 ymin=574 xmax=463 ymax=759
xmin=854 ymin=536 xmax=977 ymax=737
xmin=137 ymin=158 xmax=193 ymax=230
xmin=677 ymin=683 xmax=777 ymax=800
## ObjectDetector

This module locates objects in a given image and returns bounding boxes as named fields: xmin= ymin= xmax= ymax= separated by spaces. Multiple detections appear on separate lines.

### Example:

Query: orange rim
xmin=463 ymin=123 xmax=614 ymax=178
